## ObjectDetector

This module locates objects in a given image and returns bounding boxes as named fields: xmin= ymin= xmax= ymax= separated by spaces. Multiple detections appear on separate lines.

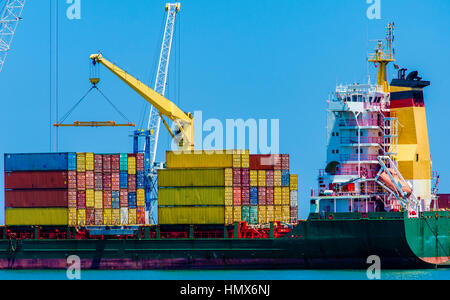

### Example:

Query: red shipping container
xmin=77 ymin=191 xmax=86 ymax=208
xmin=249 ymin=154 xmax=282 ymax=170
xmin=102 ymin=155 xmax=112 ymax=173
xmin=266 ymin=187 xmax=274 ymax=205
xmin=241 ymin=187 xmax=250 ymax=205
xmin=136 ymin=153 xmax=145 ymax=171
xmin=233 ymin=187 xmax=241 ymax=206
xmin=258 ymin=187 xmax=267 ymax=205
xmin=103 ymin=190 xmax=112 ymax=209
xmin=94 ymin=173 xmax=103 ymax=191
xmin=290 ymin=207 xmax=298 ymax=223
xmin=266 ymin=170 xmax=274 ymax=187
xmin=5 ymin=190 xmax=68 ymax=208
xmin=120 ymin=189 xmax=128 ymax=207
xmin=5 ymin=171 xmax=68 ymax=190
xmin=68 ymin=190 xmax=77 ymax=208
xmin=94 ymin=209 xmax=103 ymax=225
xmin=102 ymin=173 xmax=112 ymax=190
xmin=94 ymin=154 xmax=103 ymax=173
xmin=241 ymin=168 xmax=250 ymax=186
xmin=112 ymin=172 xmax=120 ymax=191
xmin=232 ymin=168 xmax=241 ymax=187
xmin=86 ymin=171 xmax=95 ymax=189
xmin=86 ymin=208 xmax=95 ymax=225
xmin=68 ymin=171 xmax=77 ymax=189
xmin=128 ymin=174 xmax=136 ymax=192
xmin=77 ymin=172 xmax=86 ymax=190
xmin=137 ymin=207 xmax=145 ymax=224
xmin=281 ymin=154 xmax=290 ymax=170
xmin=111 ymin=155 xmax=120 ymax=172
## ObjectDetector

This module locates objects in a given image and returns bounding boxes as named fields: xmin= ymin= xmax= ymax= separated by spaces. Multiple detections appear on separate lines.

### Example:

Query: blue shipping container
xmin=68 ymin=153 xmax=77 ymax=171
xmin=128 ymin=192 xmax=137 ymax=209
xmin=281 ymin=170 xmax=290 ymax=187
xmin=250 ymin=187 xmax=258 ymax=206
xmin=111 ymin=199 xmax=120 ymax=209
xmin=136 ymin=171 xmax=145 ymax=189
xmin=4 ymin=153 xmax=69 ymax=172
xmin=120 ymin=172 xmax=128 ymax=189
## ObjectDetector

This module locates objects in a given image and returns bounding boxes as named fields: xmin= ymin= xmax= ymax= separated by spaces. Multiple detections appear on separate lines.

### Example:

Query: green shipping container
xmin=249 ymin=206 xmax=258 ymax=225
xmin=5 ymin=208 xmax=68 ymax=226
xmin=242 ymin=206 xmax=250 ymax=223
xmin=120 ymin=153 xmax=128 ymax=171
xmin=158 ymin=206 xmax=225 ymax=225
xmin=159 ymin=187 xmax=225 ymax=206
xmin=166 ymin=151 xmax=233 ymax=169
xmin=158 ymin=169 xmax=225 ymax=187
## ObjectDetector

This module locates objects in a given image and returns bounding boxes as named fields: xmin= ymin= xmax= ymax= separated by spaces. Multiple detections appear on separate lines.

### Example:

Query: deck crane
xmin=90 ymin=53 xmax=194 ymax=223
xmin=0 ymin=0 xmax=26 ymax=73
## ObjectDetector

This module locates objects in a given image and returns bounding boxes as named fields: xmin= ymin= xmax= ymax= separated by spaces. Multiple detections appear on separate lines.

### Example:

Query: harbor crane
xmin=0 ymin=0 xmax=26 ymax=73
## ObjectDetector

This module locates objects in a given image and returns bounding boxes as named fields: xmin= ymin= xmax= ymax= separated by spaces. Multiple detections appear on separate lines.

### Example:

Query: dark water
xmin=0 ymin=269 xmax=449 ymax=280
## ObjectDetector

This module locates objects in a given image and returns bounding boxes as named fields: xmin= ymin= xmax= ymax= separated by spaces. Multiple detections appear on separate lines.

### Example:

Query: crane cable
xmin=56 ymin=85 xmax=133 ymax=126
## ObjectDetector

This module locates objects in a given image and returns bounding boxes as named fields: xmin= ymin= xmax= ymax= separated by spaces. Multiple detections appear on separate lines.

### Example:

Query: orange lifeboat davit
xmin=378 ymin=168 xmax=412 ymax=198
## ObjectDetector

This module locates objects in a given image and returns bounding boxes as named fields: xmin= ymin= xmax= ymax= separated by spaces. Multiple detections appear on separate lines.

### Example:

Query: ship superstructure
xmin=312 ymin=23 xmax=433 ymax=215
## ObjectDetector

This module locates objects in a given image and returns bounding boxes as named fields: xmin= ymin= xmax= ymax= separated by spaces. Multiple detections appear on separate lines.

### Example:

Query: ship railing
xmin=339 ymin=119 xmax=382 ymax=127
xmin=340 ymin=137 xmax=383 ymax=145
xmin=340 ymin=154 xmax=380 ymax=162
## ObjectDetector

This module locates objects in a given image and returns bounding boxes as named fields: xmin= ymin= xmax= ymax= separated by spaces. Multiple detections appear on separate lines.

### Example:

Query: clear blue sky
xmin=1 ymin=0 xmax=449 ymax=223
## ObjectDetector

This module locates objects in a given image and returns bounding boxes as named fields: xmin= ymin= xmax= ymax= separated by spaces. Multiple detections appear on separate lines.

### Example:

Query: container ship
xmin=0 ymin=23 xmax=449 ymax=270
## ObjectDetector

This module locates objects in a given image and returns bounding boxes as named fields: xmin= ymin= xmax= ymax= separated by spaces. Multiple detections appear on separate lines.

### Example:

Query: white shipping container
xmin=290 ymin=190 xmax=298 ymax=207
xmin=120 ymin=207 xmax=129 ymax=225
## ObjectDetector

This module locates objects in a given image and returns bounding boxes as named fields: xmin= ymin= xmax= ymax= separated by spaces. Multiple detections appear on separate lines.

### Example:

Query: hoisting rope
xmin=55 ymin=85 xmax=134 ymax=127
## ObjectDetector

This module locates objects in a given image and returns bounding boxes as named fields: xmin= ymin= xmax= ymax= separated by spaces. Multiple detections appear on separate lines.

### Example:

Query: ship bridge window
xmin=352 ymin=95 xmax=357 ymax=102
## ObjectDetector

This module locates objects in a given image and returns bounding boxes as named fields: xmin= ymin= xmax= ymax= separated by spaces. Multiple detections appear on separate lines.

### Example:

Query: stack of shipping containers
xmin=158 ymin=151 xmax=299 ymax=226
xmin=4 ymin=152 xmax=146 ymax=227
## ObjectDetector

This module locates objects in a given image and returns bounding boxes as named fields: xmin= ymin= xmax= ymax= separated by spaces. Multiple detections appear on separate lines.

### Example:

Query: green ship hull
xmin=0 ymin=211 xmax=448 ymax=270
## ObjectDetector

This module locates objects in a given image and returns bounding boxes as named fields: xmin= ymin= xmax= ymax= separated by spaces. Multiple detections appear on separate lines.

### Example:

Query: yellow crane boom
xmin=90 ymin=53 xmax=194 ymax=151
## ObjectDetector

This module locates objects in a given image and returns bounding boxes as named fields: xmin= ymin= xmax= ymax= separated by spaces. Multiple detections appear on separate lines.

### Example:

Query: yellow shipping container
xmin=103 ymin=209 xmax=112 ymax=225
xmin=159 ymin=187 xmax=225 ymax=206
xmin=77 ymin=209 xmax=86 ymax=226
xmin=112 ymin=209 xmax=121 ymax=226
xmin=225 ymin=187 xmax=233 ymax=206
xmin=76 ymin=153 xmax=86 ymax=172
xmin=128 ymin=208 xmax=137 ymax=225
xmin=85 ymin=153 xmax=94 ymax=171
xmin=232 ymin=153 xmax=241 ymax=168
xmin=6 ymin=208 xmax=68 ymax=226
xmin=274 ymin=205 xmax=282 ymax=221
xmin=68 ymin=208 xmax=77 ymax=227
xmin=258 ymin=170 xmax=266 ymax=186
xmin=282 ymin=205 xmax=290 ymax=223
xmin=241 ymin=152 xmax=250 ymax=169
xmin=128 ymin=156 xmax=136 ymax=175
xmin=158 ymin=168 xmax=225 ymax=187
xmin=137 ymin=189 xmax=145 ymax=206
xmin=250 ymin=170 xmax=258 ymax=187
xmin=274 ymin=170 xmax=282 ymax=187
xmin=94 ymin=191 xmax=103 ymax=209
xmin=266 ymin=206 xmax=274 ymax=223
xmin=290 ymin=174 xmax=298 ymax=190
xmin=225 ymin=168 xmax=233 ymax=187
xmin=274 ymin=187 xmax=282 ymax=205
xmin=159 ymin=206 xmax=225 ymax=225
xmin=166 ymin=150 xmax=233 ymax=169
xmin=225 ymin=206 xmax=234 ymax=225
xmin=281 ymin=187 xmax=290 ymax=205
xmin=258 ymin=206 xmax=267 ymax=224
xmin=86 ymin=189 xmax=94 ymax=208
xmin=233 ymin=206 xmax=242 ymax=223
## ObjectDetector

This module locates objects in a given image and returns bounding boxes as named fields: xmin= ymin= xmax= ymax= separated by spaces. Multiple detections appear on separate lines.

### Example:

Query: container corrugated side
xmin=5 ymin=171 xmax=68 ymax=189
xmin=159 ymin=206 xmax=225 ymax=225
xmin=86 ymin=189 xmax=94 ymax=208
xmin=258 ymin=206 xmax=267 ymax=224
xmin=68 ymin=208 xmax=77 ymax=226
xmin=77 ymin=153 xmax=86 ymax=172
xmin=5 ymin=190 xmax=68 ymax=208
xmin=281 ymin=187 xmax=290 ymax=205
xmin=159 ymin=187 xmax=225 ymax=206
xmin=5 ymin=208 xmax=68 ymax=226
xmin=274 ymin=187 xmax=282 ymax=205
xmin=120 ymin=207 xmax=129 ymax=224
xmin=166 ymin=150 xmax=233 ymax=169
xmin=225 ymin=187 xmax=233 ymax=206
xmin=290 ymin=190 xmax=298 ymax=207
xmin=290 ymin=174 xmax=298 ymax=190
xmin=225 ymin=206 xmax=233 ymax=225
xmin=77 ymin=209 xmax=86 ymax=226
xmin=158 ymin=169 xmax=225 ymax=187
xmin=4 ymin=153 xmax=69 ymax=172
xmin=103 ymin=208 xmax=112 ymax=225
xmin=85 ymin=153 xmax=94 ymax=171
